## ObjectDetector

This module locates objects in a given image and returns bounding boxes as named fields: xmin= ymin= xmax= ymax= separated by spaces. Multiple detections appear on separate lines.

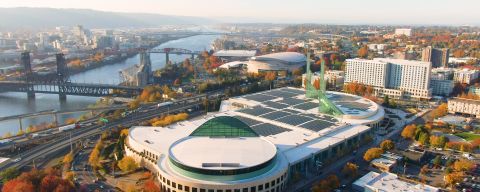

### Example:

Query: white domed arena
xmin=125 ymin=86 xmax=384 ymax=192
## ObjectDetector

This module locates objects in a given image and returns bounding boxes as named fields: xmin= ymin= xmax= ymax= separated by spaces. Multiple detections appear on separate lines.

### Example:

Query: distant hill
xmin=0 ymin=7 xmax=215 ymax=30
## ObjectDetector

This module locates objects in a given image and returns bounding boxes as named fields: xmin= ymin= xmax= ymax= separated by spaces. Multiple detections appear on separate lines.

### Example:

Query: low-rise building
xmin=469 ymin=85 xmax=480 ymax=96
xmin=302 ymin=70 xmax=345 ymax=90
xmin=370 ymin=152 xmax=403 ymax=172
xmin=448 ymin=97 xmax=480 ymax=117
xmin=353 ymin=171 xmax=439 ymax=192
xmin=454 ymin=68 xmax=479 ymax=84
xmin=430 ymin=80 xmax=454 ymax=96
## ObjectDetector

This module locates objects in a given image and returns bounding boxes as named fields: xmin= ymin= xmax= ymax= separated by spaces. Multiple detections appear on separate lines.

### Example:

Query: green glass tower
xmin=305 ymin=48 xmax=343 ymax=116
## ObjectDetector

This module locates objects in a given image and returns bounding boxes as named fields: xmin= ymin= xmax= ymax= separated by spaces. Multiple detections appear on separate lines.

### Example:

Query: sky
xmin=0 ymin=0 xmax=479 ymax=25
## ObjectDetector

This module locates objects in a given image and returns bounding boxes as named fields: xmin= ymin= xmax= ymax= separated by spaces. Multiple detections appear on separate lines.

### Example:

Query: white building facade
xmin=345 ymin=58 xmax=432 ymax=99
xmin=448 ymin=98 xmax=480 ymax=117
xmin=453 ymin=69 xmax=479 ymax=84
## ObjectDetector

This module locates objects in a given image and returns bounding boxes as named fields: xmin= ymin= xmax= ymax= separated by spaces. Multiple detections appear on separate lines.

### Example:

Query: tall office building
xmin=422 ymin=46 xmax=449 ymax=68
xmin=345 ymin=58 xmax=432 ymax=99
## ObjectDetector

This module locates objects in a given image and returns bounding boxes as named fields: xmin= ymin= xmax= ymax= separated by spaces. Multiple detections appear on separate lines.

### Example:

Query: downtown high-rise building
xmin=345 ymin=58 xmax=432 ymax=99
xmin=421 ymin=46 xmax=449 ymax=68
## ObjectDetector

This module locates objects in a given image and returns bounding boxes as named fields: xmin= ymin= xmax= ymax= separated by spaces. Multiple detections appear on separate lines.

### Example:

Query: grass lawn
xmin=454 ymin=132 xmax=480 ymax=141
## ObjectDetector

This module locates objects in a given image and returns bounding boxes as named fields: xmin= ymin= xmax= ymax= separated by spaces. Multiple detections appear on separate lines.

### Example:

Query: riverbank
xmin=0 ymin=35 xmax=219 ymax=136
xmin=66 ymin=35 xmax=194 ymax=77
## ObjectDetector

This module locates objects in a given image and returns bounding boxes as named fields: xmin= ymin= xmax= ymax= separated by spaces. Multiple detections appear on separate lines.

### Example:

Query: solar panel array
xmin=281 ymin=87 xmax=305 ymax=95
xmin=279 ymin=98 xmax=304 ymax=106
xmin=261 ymin=111 xmax=291 ymax=120
xmin=277 ymin=115 xmax=313 ymax=126
xmin=235 ymin=87 xmax=346 ymax=134
xmin=293 ymin=102 xmax=318 ymax=110
xmin=263 ymin=101 xmax=289 ymax=109
xmin=251 ymin=123 xmax=291 ymax=136
xmin=242 ymin=94 xmax=277 ymax=102
xmin=237 ymin=106 xmax=274 ymax=116
xmin=263 ymin=90 xmax=299 ymax=98
xmin=299 ymin=120 xmax=335 ymax=132
xmin=234 ymin=116 xmax=262 ymax=126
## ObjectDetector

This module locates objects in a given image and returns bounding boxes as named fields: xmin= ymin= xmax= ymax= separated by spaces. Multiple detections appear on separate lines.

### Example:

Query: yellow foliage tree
xmin=453 ymin=159 xmax=475 ymax=172
xmin=380 ymin=140 xmax=395 ymax=150
xmin=117 ymin=156 xmax=138 ymax=172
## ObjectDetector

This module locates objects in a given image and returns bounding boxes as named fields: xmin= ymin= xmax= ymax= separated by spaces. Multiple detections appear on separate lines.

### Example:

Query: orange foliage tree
xmin=401 ymin=124 xmax=417 ymax=139
xmin=363 ymin=148 xmax=384 ymax=162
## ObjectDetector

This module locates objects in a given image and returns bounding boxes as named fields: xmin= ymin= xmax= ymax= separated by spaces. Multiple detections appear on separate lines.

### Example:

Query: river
xmin=0 ymin=35 xmax=218 ymax=136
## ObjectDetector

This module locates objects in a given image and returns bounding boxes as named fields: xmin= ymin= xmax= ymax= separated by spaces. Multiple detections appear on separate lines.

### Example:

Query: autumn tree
xmin=444 ymin=172 xmax=464 ymax=187
xmin=453 ymin=159 xmax=475 ymax=172
xmin=363 ymin=148 xmax=384 ymax=162
xmin=380 ymin=140 xmax=395 ymax=151
xmin=63 ymin=152 xmax=74 ymax=169
xmin=2 ymin=179 xmax=35 ymax=192
xmin=64 ymin=118 xmax=77 ymax=125
xmin=342 ymin=162 xmax=359 ymax=178
xmin=144 ymin=179 xmax=161 ymax=192
xmin=118 ymin=156 xmax=138 ymax=172
xmin=313 ymin=78 xmax=321 ymax=90
xmin=357 ymin=46 xmax=368 ymax=58
xmin=89 ymin=148 xmax=101 ymax=169
xmin=433 ymin=103 xmax=448 ymax=118
xmin=401 ymin=124 xmax=417 ymax=140
xmin=430 ymin=135 xmax=448 ymax=148
xmin=453 ymin=49 xmax=465 ymax=58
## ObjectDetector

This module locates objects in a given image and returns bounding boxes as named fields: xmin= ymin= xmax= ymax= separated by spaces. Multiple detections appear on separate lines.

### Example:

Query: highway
xmin=0 ymin=93 xmax=211 ymax=171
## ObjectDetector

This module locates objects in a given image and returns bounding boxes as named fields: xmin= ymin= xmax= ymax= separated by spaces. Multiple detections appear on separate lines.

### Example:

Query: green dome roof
xmin=189 ymin=116 xmax=259 ymax=137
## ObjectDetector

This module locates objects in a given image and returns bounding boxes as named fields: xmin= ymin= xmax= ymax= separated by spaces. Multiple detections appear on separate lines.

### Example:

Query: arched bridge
xmin=148 ymin=47 xmax=203 ymax=64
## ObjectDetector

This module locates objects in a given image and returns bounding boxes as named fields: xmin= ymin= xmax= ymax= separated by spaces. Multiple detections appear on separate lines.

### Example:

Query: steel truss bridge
xmin=0 ymin=81 xmax=142 ymax=98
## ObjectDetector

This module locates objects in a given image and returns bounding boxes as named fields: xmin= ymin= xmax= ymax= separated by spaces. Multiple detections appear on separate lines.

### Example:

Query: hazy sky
xmin=0 ymin=0 xmax=479 ymax=25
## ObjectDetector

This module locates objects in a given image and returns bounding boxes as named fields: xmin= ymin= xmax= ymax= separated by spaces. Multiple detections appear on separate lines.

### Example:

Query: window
xmin=271 ymin=180 xmax=275 ymax=186
xmin=208 ymin=190 xmax=214 ymax=192
xmin=217 ymin=190 xmax=223 ymax=192
xmin=178 ymin=184 xmax=183 ymax=190
xmin=258 ymin=185 xmax=263 ymax=191
xmin=226 ymin=190 xmax=232 ymax=192
xmin=172 ymin=182 xmax=176 ymax=188
xmin=185 ymin=186 xmax=190 ymax=192
xmin=200 ymin=189 xmax=205 ymax=192
xmin=192 ymin=188 xmax=198 ymax=192
xmin=265 ymin=183 xmax=270 ymax=189
xmin=242 ymin=188 xmax=248 ymax=192
xmin=250 ymin=187 xmax=256 ymax=192
xmin=167 ymin=180 xmax=170 ymax=185
xmin=276 ymin=178 xmax=280 ymax=184
xmin=234 ymin=189 xmax=240 ymax=192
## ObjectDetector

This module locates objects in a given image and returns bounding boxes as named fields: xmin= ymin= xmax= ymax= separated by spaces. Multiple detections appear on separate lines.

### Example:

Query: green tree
xmin=0 ymin=167 xmax=20 ymax=183
xmin=432 ymin=155 xmax=442 ymax=168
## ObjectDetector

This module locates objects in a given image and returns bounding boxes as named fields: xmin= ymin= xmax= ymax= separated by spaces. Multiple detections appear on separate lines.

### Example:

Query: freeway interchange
xmin=0 ymin=93 xmax=215 ymax=171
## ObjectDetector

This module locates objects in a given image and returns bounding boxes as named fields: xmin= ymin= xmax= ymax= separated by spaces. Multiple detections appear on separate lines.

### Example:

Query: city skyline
xmin=0 ymin=0 xmax=479 ymax=25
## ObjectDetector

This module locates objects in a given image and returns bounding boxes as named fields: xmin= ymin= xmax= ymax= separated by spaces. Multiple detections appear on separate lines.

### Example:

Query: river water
xmin=0 ymin=35 xmax=218 ymax=136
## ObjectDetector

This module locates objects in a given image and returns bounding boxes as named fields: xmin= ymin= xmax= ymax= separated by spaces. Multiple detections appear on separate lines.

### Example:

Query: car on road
xmin=12 ymin=157 xmax=21 ymax=162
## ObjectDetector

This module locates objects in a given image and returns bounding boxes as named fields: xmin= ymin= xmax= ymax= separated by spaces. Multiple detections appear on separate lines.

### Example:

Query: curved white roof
xmin=169 ymin=136 xmax=277 ymax=171
xmin=254 ymin=52 xmax=306 ymax=63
